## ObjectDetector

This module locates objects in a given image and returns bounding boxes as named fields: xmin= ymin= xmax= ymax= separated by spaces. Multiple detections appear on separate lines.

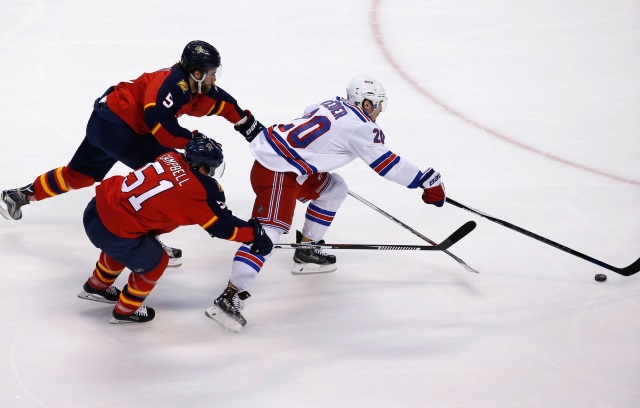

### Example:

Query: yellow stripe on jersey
xmin=205 ymin=103 xmax=217 ymax=116
xmin=151 ymin=123 xmax=162 ymax=135
xmin=228 ymin=227 xmax=238 ymax=241
xmin=144 ymin=102 xmax=156 ymax=110
xmin=213 ymin=101 xmax=226 ymax=116
xmin=202 ymin=215 xmax=219 ymax=229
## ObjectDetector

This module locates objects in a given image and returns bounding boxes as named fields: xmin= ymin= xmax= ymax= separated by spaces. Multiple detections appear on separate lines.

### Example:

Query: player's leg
xmin=292 ymin=172 xmax=348 ymax=274
xmin=206 ymin=161 xmax=299 ymax=332
xmin=1 ymin=110 xmax=117 ymax=221
xmin=81 ymin=197 xmax=167 ymax=323
xmin=89 ymin=105 xmax=182 ymax=266
xmin=77 ymin=251 xmax=125 ymax=304
xmin=110 ymin=249 xmax=168 ymax=324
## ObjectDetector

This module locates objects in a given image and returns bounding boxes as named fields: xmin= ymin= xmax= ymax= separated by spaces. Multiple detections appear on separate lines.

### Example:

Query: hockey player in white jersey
xmin=205 ymin=75 xmax=446 ymax=332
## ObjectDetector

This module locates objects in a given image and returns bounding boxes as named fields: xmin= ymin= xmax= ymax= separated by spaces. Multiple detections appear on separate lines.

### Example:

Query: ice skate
xmin=77 ymin=282 xmax=121 ymax=304
xmin=0 ymin=184 xmax=34 ymax=220
xmin=110 ymin=306 xmax=155 ymax=324
xmin=155 ymin=236 xmax=183 ymax=267
xmin=291 ymin=231 xmax=337 ymax=275
xmin=205 ymin=286 xmax=250 ymax=332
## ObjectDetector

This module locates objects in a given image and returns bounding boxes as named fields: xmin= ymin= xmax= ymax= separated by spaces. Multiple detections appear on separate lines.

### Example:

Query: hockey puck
xmin=595 ymin=274 xmax=607 ymax=282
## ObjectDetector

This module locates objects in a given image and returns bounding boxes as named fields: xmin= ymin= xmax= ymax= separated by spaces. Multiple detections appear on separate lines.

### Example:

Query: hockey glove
xmin=247 ymin=218 xmax=273 ymax=255
xmin=419 ymin=167 xmax=446 ymax=207
xmin=235 ymin=110 xmax=265 ymax=142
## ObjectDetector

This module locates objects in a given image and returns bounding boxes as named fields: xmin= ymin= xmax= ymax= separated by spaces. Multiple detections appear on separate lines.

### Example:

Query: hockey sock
xmin=33 ymin=166 xmax=95 ymax=201
xmin=302 ymin=203 xmax=335 ymax=241
xmin=114 ymin=252 xmax=169 ymax=316
xmin=87 ymin=252 xmax=125 ymax=290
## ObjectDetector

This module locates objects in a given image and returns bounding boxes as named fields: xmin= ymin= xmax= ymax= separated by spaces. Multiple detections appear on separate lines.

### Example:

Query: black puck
xmin=595 ymin=274 xmax=607 ymax=282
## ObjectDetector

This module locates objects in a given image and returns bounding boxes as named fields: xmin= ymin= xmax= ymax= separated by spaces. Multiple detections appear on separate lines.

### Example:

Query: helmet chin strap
xmin=190 ymin=72 xmax=207 ymax=93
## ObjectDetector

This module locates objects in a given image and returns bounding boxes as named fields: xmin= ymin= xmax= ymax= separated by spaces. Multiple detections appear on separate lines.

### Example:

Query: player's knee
xmin=138 ymin=251 xmax=169 ymax=282
xmin=323 ymin=173 xmax=348 ymax=205
xmin=262 ymin=226 xmax=282 ymax=241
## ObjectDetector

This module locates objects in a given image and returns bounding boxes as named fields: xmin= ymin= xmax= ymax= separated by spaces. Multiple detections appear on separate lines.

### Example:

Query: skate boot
xmin=0 ymin=183 xmax=34 ymax=220
xmin=155 ymin=236 xmax=182 ymax=267
xmin=291 ymin=230 xmax=337 ymax=275
xmin=110 ymin=306 xmax=155 ymax=324
xmin=205 ymin=286 xmax=251 ymax=332
xmin=77 ymin=281 xmax=121 ymax=304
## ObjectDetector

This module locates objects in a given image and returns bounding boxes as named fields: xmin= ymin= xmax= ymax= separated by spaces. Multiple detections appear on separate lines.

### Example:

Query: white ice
xmin=1 ymin=1 xmax=639 ymax=407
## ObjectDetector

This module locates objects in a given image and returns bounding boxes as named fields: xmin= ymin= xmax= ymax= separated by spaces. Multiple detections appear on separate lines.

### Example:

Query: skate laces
xmin=231 ymin=293 xmax=245 ymax=311
xmin=134 ymin=306 xmax=149 ymax=317
xmin=106 ymin=286 xmax=119 ymax=296
xmin=311 ymin=245 xmax=330 ymax=258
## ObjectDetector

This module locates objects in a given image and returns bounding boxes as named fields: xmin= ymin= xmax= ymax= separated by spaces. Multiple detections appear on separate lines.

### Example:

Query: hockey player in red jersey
xmin=77 ymin=136 xmax=272 ymax=324
xmin=0 ymin=40 xmax=265 ymax=266
xmin=205 ymin=75 xmax=446 ymax=332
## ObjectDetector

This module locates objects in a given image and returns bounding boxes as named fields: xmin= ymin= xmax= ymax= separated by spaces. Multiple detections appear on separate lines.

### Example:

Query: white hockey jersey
xmin=249 ymin=97 xmax=424 ymax=189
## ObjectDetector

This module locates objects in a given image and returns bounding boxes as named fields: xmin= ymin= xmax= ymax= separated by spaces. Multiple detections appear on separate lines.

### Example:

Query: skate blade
xmin=291 ymin=262 xmax=337 ymax=275
xmin=0 ymin=203 xmax=11 ymax=220
xmin=109 ymin=317 xmax=149 ymax=324
xmin=167 ymin=257 xmax=182 ymax=268
xmin=204 ymin=306 xmax=244 ymax=333
xmin=77 ymin=291 xmax=117 ymax=304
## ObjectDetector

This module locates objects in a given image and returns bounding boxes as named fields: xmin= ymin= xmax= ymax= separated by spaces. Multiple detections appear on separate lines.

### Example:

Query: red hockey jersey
xmin=95 ymin=152 xmax=254 ymax=242
xmin=106 ymin=65 xmax=246 ymax=149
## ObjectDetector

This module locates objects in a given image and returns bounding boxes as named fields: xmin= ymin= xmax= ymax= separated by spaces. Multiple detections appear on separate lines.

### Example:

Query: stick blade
xmin=437 ymin=221 xmax=477 ymax=250
xmin=619 ymin=256 xmax=640 ymax=276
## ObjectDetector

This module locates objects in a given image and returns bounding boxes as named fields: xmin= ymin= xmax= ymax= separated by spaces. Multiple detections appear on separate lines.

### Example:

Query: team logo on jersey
xmin=177 ymin=79 xmax=189 ymax=94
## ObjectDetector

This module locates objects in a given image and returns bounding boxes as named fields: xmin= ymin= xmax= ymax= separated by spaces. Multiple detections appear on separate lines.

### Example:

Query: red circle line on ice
xmin=370 ymin=0 xmax=640 ymax=187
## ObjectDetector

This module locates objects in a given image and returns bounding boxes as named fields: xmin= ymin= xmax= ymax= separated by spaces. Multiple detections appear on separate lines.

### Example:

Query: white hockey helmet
xmin=346 ymin=75 xmax=388 ymax=111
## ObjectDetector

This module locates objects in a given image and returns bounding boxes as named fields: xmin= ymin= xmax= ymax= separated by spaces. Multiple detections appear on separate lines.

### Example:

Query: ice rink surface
xmin=1 ymin=0 xmax=639 ymax=407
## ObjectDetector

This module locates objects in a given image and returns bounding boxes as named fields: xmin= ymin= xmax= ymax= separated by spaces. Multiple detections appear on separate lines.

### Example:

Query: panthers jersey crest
xmin=177 ymin=79 xmax=189 ymax=94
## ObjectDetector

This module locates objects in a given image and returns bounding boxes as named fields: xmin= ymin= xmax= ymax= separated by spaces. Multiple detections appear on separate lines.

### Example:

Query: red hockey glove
xmin=235 ymin=110 xmax=265 ymax=142
xmin=419 ymin=167 xmax=445 ymax=207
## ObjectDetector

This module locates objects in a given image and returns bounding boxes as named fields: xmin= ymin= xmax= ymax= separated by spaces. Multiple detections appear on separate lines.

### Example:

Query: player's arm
xmin=196 ymin=177 xmax=272 ymax=254
xmin=199 ymin=86 xmax=265 ymax=142
xmin=143 ymin=73 xmax=194 ymax=149
xmin=349 ymin=125 xmax=446 ymax=207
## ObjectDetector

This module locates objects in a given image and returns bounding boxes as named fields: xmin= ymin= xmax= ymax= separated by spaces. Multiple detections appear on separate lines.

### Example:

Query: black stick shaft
xmin=446 ymin=197 xmax=640 ymax=276
xmin=275 ymin=221 xmax=476 ymax=252
xmin=348 ymin=191 xmax=479 ymax=273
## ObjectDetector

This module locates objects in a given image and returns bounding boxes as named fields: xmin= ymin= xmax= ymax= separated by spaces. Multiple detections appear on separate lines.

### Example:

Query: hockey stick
xmin=274 ymin=220 xmax=476 ymax=251
xmin=446 ymin=197 xmax=640 ymax=276
xmin=348 ymin=190 xmax=479 ymax=273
